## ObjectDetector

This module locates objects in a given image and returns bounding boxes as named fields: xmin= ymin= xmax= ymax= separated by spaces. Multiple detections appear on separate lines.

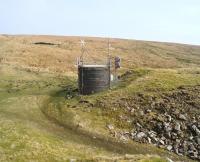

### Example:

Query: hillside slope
xmin=0 ymin=35 xmax=200 ymax=162
xmin=1 ymin=35 xmax=200 ymax=74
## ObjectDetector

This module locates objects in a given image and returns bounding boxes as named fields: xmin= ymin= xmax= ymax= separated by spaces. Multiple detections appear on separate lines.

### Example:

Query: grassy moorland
xmin=0 ymin=35 xmax=200 ymax=161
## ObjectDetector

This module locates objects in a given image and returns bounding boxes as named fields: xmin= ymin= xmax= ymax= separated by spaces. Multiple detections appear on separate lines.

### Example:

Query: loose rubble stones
xmin=105 ymin=86 xmax=200 ymax=160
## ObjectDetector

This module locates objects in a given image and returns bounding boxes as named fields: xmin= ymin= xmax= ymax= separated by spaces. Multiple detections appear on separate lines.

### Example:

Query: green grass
xmin=0 ymin=65 xmax=165 ymax=162
xmin=1 ymin=35 xmax=200 ymax=161
xmin=39 ymin=68 xmax=200 ymax=161
xmin=0 ymin=66 xmax=116 ymax=161
xmin=1 ymin=63 xmax=199 ymax=161
xmin=140 ymin=157 xmax=168 ymax=162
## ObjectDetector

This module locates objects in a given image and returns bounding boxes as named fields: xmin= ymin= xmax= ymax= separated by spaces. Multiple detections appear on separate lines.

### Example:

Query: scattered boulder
xmin=136 ymin=132 xmax=146 ymax=139
xmin=166 ymin=115 xmax=172 ymax=122
xmin=159 ymin=139 xmax=165 ymax=145
xmin=166 ymin=145 xmax=173 ymax=151
xmin=174 ymin=122 xmax=181 ymax=132
xmin=178 ymin=114 xmax=187 ymax=121
xmin=191 ymin=125 xmax=200 ymax=136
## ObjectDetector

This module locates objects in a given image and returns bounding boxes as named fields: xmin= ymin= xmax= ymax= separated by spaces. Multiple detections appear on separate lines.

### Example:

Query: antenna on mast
xmin=107 ymin=38 xmax=111 ymax=64
xmin=107 ymin=38 xmax=111 ymax=88
xmin=79 ymin=39 xmax=85 ymax=65
xmin=107 ymin=38 xmax=110 ymax=57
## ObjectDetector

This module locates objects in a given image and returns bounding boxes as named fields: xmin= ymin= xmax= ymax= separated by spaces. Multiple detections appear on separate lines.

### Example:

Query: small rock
xmin=146 ymin=109 xmax=151 ymax=113
xmin=148 ymin=130 xmax=157 ymax=136
xmin=147 ymin=137 xmax=152 ymax=144
xmin=191 ymin=125 xmax=200 ymax=136
xmin=125 ymin=105 xmax=131 ymax=111
xmin=130 ymin=108 xmax=135 ymax=113
xmin=180 ymin=122 xmax=187 ymax=130
xmin=107 ymin=124 xmax=114 ymax=130
xmin=156 ymin=123 xmax=163 ymax=132
xmin=130 ymin=132 xmax=137 ymax=139
xmin=161 ymin=136 xmax=166 ymax=141
xmin=188 ymin=143 xmax=195 ymax=151
xmin=174 ymin=122 xmax=181 ymax=132
xmin=178 ymin=114 xmax=187 ymax=121
xmin=166 ymin=115 xmax=172 ymax=122
xmin=136 ymin=122 xmax=142 ymax=128
xmin=164 ymin=131 xmax=171 ymax=139
xmin=174 ymin=148 xmax=179 ymax=155
xmin=123 ymin=131 xmax=130 ymax=135
xmin=191 ymin=116 xmax=196 ymax=123
xmin=164 ymin=122 xmax=172 ymax=132
xmin=136 ymin=132 xmax=146 ymax=139
xmin=171 ymin=132 xmax=177 ymax=140
xmin=193 ymin=151 xmax=198 ymax=158
xmin=189 ymin=136 xmax=194 ymax=140
xmin=178 ymin=147 xmax=185 ymax=154
xmin=196 ymin=138 xmax=200 ymax=145
xmin=167 ymin=145 xmax=173 ymax=151
xmin=182 ymin=141 xmax=188 ymax=153
xmin=126 ymin=118 xmax=132 ymax=123
xmin=197 ymin=122 xmax=200 ymax=129
xmin=175 ymin=139 xmax=180 ymax=143
xmin=120 ymin=135 xmax=128 ymax=142
xmin=188 ymin=149 xmax=198 ymax=159
xmin=166 ymin=157 xmax=174 ymax=162
xmin=159 ymin=139 xmax=165 ymax=145
xmin=139 ymin=110 xmax=144 ymax=116
xmin=79 ymin=99 xmax=89 ymax=104
xmin=151 ymin=137 xmax=159 ymax=142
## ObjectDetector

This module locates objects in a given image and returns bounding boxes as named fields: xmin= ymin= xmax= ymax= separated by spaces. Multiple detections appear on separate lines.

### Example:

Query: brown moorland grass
xmin=1 ymin=35 xmax=200 ymax=75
